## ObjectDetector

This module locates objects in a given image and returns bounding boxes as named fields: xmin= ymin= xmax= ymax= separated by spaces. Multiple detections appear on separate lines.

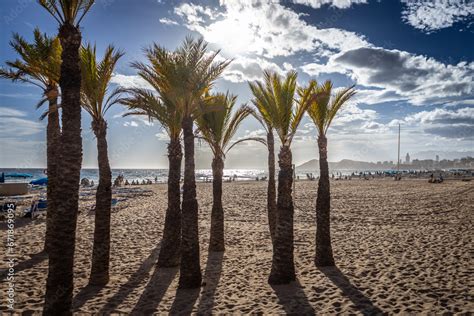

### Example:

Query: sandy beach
xmin=1 ymin=179 xmax=473 ymax=314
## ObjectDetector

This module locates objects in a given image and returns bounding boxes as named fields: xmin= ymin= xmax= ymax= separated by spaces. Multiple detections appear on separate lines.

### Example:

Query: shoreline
xmin=1 ymin=179 xmax=473 ymax=314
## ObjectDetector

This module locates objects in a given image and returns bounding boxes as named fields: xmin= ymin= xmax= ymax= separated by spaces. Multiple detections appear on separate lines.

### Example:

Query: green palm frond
xmin=196 ymin=92 xmax=251 ymax=158
xmin=0 ymin=28 xmax=61 ymax=116
xmin=306 ymin=80 xmax=356 ymax=135
xmin=1 ymin=29 xmax=61 ymax=89
xmin=249 ymin=70 xmax=304 ymax=146
xmin=80 ymin=43 xmax=124 ymax=121
xmin=119 ymin=88 xmax=182 ymax=140
xmin=38 ymin=0 xmax=95 ymax=26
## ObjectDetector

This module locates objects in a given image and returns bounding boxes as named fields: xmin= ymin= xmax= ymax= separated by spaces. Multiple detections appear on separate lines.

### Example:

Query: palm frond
xmin=38 ymin=0 xmax=95 ymax=26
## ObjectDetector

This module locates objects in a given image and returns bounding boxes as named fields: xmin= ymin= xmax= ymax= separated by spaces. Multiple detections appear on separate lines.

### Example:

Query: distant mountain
xmin=297 ymin=159 xmax=388 ymax=171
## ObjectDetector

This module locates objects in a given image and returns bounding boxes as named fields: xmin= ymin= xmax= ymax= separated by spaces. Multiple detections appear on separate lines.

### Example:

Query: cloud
xmin=401 ymin=0 xmax=474 ymax=33
xmin=173 ymin=0 xmax=368 ymax=58
xmin=0 ymin=107 xmax=27 ymax=117
xmin=292 ymin=0 xmax=367 ymax=9
xmin=330 ymin=47 xmax=474 ymax=106
xmin=0 ymin=117 xmax=43 ymax=136
xmin=300 ymin=62 xmax=349 ymax=76
xmin=223 ymin=56 xmax=288 ymax=83
xmin=110 ymin=74 xmax=153 ymax=89
xmin=159 ymin=17 xmax=179 ymax=25
xmin=123 ymin=121 xmax=139 ymax=127
xmin=392 ymin=107 xmax=474 ymax=139
xmin=155 ymin=130 xmax=170 ymax=141
xmin=0 ymin=107 xmax=43 ymax=137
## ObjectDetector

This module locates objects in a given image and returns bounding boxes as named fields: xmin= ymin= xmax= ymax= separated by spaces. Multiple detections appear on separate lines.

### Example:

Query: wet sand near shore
xmin=1 ymin=179 xmax=473 ymax=314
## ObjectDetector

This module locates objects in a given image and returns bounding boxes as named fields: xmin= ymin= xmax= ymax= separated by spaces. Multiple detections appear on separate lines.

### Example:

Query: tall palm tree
xmin=251 ymin=70 xmax=311 ymax=284
xmin=248 ymin=85 xmax=277 ymax=242
xmin=306 ymin=80 xmax=356 ymax=267
xmin=196 ymin=92 xmax=255 ymax=252
xmin=131 ymin=38 xmax=230 ymax=288
xmin=38 ymin=0 xmax=94 ymax=314
xmin=0 ymin=29 xmax=61 ymax=254
xmin=119 ymin=92 xmax=183 ymax=267
xmin=80 ymin=44 xmax=123 ymax=285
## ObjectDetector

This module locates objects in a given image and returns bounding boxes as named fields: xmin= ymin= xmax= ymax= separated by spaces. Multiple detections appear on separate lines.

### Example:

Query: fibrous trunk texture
xmin=178 ymin=116 xmax=202 ymax=289
xmin=44 ymin=88 xmax=60 ymax=253
xmin=44 ymin=24 xmax=83 ymax=315
xmin=267 ymin=131 xmax=277 ymax=242
xmin=157 ymin=138 xmax=182 ymax=267
xmin=315 ymin=134 xmax=335 ymax=267
xmin=268 ymin=145 xmax=296 ymax=284
xmin=209 ymin=155 xmax=224 ymax=252
xmin=89 ymin=118 xmax=112 ymax=285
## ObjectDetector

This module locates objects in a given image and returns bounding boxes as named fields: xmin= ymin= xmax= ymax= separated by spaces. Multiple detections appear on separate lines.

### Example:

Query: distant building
xmin=405 ymin=153 xmax=410 ymax=164
xmin=436 ymin=155 xmax=439 ymax=163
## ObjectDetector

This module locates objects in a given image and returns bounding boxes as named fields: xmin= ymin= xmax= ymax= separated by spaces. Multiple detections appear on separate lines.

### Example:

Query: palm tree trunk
xmin=89 ymin=119 xmax=112 ymax=285
xmin=267 ymin=130 xmax=277 ymax=242
xmin=157 ymin=138 xmax=182 ymax=267
xmin=315 ymin=134 xmax=335 ymax=266
xmin=44 ymin=24 xmax=82 ymax=315
xmin=268 ymin=145 xmax=295 ymax=284
xmin=209 ymin=155 xmax=224 ymax=252
xmin=178 ymin=116 xmax=202 ymax=289
xmin=44 ymin=88 xmax=60 ymax=253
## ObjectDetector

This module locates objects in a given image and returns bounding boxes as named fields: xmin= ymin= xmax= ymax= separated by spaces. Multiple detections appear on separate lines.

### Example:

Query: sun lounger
xmin=24 ymin=199 xmax=47 ymax=218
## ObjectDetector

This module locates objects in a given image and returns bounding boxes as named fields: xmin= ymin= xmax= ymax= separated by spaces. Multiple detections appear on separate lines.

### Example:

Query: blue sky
xmin=1 ymin=0 xmax=473 ymax=168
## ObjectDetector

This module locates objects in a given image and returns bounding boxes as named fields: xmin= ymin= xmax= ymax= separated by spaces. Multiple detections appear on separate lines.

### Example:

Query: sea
xmin=0 ymin=168 xmax=270 ymax=183
xmin=0 ymin=168 xmax=373 ymax=184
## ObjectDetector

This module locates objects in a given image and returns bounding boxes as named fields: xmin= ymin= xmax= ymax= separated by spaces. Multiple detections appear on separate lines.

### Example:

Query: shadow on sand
xmin=0 ymin=250 xmax=48 ymax=278
xmin=271 ymin=280 xmax=315 ymax=315
xmin=169 ymin=251 xmax=225 ymax=315
xmin=130 ymin=266 xmax=178 ymax=314
xmin=91 ymin=245 xmax=161 ymax=313
xmin=319 ymin=266 xmax=384 ymax=315
xmin=196 ymin=251 xmax=224 ymax=314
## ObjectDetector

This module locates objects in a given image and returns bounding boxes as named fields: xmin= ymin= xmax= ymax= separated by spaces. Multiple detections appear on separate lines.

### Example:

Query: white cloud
xmin=223 ymin=56 xmax=288 ymax=83
xmin=110 ymin=74 xmax=153 ymax=90
xmin=401 ymin=0 xmax=474 ymax=33
xmin=159 ymin=17 xmax=179 ymax=25
xmin=0 ymin=107 xmax=27 ymax=117
xmin=300 ymin=62 xmax=348 ymax=76
xmin=155 ymin=130 xmax=170 ymax=141
xmin=123 ymin=121 xmax=139 ymax=127
xmin=305 ymin=47 xmax=474 ymax=106
xmin=391 ymin=107 xmax=474 ymax=139
xmin=0 ymin=117 xmax=43 ymax=136
xmin=292 ymin=0 xmax=367 ymax=9
xmin=173 ymin=0 xmax=368 ymax=58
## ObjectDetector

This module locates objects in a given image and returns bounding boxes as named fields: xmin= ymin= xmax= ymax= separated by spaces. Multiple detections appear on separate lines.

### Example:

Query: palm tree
xmin=306 ymin=80 xmax=356 ymax=267
xmin=0 ymin=29 xmax=61 ymax=254
xmin=80 ymin=44 xmax=123 ymax=285
xmin=248 ymin=84 xmax=277 ymax=242
xmin=119 ymin=87 xmax=183 ymax=268
xmin=196 ymin=92 xmax=255 ymax=252
xmin=38 ymin=0 xmax=94 ymax=314
xmin=251 ymin=70 xmax=311 ymax=284
xmin=131 ymin=38 xmax=230 ymax=288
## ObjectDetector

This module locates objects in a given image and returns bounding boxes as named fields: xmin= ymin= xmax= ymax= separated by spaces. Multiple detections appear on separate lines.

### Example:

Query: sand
xmin=1 ymin=179 xmax=473 ymax=314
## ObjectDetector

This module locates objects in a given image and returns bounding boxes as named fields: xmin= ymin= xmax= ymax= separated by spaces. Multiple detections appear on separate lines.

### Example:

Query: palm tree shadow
xmin=0 ymin=250 xmax=48 ymax=278
xmin=73 ymin=284 xmax=105 ymax=310
xmin=318 ymin=266 xmax=384 ymax=315
xmin=129 ymin=266 xmax=178 ymax=314
xmin=271 ymin=280 xmax=315 ymax=315
xmin=96 ymin=245 xmax=161 ymax=313
xmin=196 ymin=251 xmax=224 ymax=314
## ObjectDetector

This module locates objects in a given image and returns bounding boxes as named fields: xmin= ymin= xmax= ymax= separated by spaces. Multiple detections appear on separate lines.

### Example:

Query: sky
xmin=0 ymin=0 xmax=473 ymax=169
